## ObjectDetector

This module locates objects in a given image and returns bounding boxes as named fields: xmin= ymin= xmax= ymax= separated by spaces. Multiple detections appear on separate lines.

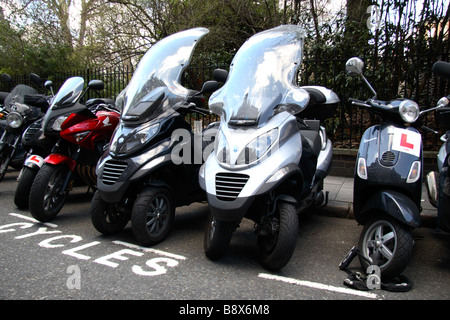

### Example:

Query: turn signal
xmin=357 ymin=157 xmax=368 ymax=180
xmin=406 ymin=161 xmax=421 ymax=183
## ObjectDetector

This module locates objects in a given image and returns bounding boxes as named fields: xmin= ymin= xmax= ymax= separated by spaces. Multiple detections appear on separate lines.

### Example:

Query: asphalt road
xmin=1 ymin=169 xmax=450 ymax=306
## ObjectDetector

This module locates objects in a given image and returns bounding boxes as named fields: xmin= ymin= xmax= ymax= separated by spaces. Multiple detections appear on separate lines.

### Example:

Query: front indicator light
xmin=357 ymin=157 xmax=368 ymax=180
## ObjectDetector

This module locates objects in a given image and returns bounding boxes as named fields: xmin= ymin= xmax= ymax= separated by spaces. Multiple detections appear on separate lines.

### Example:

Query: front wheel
xmin=257 ymin=202 xmax=299 ymax=271
xmin=131 ymin=187 xmax=175 ymax=246
xmin=91 ymin=190 xmax=130 ymax=235
xmin=204 ymin=214 xmax=236 ymax=260
xmin=14 ymin=167 xmax=38 ymax=209
xmin=29 ymin=164 xmax=70 ymax=222
xmin=358 ymin=215 xmax=414 ymax=280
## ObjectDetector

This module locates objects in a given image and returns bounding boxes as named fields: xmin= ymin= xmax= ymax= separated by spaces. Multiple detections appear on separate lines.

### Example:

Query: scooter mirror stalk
xmin=345 ymin=57 xmax=378 ymax=99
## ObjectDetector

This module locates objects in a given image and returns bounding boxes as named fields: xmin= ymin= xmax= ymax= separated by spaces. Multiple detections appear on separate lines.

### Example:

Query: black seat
xmin=299 ymin=119 xmax=322 ymax=157
xmin=303 ymin=87 xmax=327 ymax=105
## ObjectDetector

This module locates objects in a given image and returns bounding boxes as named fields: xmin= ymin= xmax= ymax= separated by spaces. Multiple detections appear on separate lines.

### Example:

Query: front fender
xmin=24 ymin=155 xmax=45 ymax=170
xmin=44 ymin=154 xmax=76 ymax=171
xmin=358 ymin=190 xmax=420 ymax=228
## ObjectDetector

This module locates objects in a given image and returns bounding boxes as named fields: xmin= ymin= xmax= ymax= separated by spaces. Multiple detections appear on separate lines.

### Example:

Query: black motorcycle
xmin=425 ymin=61 xmax=450 ymax=235
xmin=91 ymin=27 xmax=222 ymax=246
xmin=0 ymin=73 xmax=50 ymax=181
xmin=346 ymin=57 xmax=438 ymax=279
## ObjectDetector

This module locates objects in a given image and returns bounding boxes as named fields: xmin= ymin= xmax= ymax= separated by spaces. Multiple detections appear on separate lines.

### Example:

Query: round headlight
xmin=399 ymin=100 xmax=419 ymax=123
xmin=6 ymin=112 xmax=23 ymax=129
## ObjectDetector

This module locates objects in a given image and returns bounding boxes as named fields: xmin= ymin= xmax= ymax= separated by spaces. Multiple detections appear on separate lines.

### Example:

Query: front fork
xmin=58 ymin=145 xmax=80 ymax=196
xmin=0 ymin=133 xmax=21 ymax=176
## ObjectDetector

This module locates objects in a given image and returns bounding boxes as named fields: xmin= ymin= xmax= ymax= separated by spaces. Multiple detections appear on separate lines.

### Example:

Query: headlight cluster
xmin=6 ymin=112 xmax=23 ymax=129
xmin=216 ymin=128 xmax=278 ymax=166
xmin=110 ymin=123 xmax=160 ymax=155
xmin=399 ymin=100 xmax=419 ymax=123
xmin=51 ymin=115 xmax=69 ymax=131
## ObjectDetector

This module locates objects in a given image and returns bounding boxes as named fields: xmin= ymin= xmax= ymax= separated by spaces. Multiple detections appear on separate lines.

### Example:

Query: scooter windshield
xmin=209 ymin=25 xmax=309 ymax=127
xmin=121 ymin=27 xmax=209 ymax=123
xmin=49 ymin=77 xmax=84 ymax=110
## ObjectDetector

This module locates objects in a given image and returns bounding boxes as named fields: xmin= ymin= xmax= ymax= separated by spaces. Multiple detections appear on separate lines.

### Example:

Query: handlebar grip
xmin=192 ymin=107 xmax=210 ymax=114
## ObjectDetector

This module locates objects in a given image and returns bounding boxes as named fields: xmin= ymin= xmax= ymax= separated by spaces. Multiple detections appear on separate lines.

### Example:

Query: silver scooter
xmin=199 ymin=25 xmax=338 ymax=271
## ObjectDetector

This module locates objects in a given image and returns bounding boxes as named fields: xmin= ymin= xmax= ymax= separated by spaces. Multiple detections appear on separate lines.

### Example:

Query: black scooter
xmin=426 ymin=61 xmax=450 ymax=235
xmin=91 ymin=27 xmax=222 ymax=246
xmin=346 ymin=57 xmax=437 ymax=280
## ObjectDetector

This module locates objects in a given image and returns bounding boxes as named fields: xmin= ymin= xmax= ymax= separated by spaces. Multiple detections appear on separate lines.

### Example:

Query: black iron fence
xmin=2 ymin=54 xmax=449 ymax=151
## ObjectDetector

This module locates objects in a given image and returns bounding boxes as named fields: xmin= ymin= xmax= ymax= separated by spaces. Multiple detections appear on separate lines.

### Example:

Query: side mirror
xmin=213 ymin=69 xmax=228 ymax=83
xmin=1 ymin=73 xmax=12 ymax=84
xmin=346 ymin=57 xmax=377 ymax=99
xmin=345 ymin=57 xmax=365 ymax=77
xmin=30 ymin=73 xmax=43 ymax=86
xmin=201 ymin=80 xmax=220 ymax=94
xmin=44 ymin=80 xmax=53 ymax=89
xmin=432 ymin=61 xmax=450 ymax=80
xmin=87 ymin=79 xmax=105 ymax=91
xmin=44 ymin=80 xmax=54 ymax=96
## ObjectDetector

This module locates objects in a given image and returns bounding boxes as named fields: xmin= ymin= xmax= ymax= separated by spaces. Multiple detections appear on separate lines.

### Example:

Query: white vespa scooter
xmin=199 ymin=25 xmax=339 ymax=270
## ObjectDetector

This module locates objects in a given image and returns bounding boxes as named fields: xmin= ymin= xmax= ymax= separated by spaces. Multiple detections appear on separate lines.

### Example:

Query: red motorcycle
xmin=29 ymin=77 xmax=120 ymax=222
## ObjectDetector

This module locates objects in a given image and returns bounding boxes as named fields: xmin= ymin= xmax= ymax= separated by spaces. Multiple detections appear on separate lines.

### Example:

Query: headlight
xmin=51 ymin=115 xmax=69 ymax=131
xmin=399 ymin=100 xmax=419 ymax=123
xmin=215 ymin=130 xmax=230 ymax=164
xmin=236 ymin=129 xmax=278 ymax=165
xmin=112 ymin=123 xmax=160 ymax=155
xmin=6 ymin=112 xmax=23 ymax=129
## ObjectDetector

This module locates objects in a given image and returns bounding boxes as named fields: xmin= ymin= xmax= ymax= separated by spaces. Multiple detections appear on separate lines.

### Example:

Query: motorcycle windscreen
xmin=121 ymin=27 xmax=210 ymax=123
xmin=49 ymin=77 xmax=85 ymax=109
xmin=4 ymin=84 xmax=38 ymax=108
xmin=209 ymin=25 xmax=309 ymax=127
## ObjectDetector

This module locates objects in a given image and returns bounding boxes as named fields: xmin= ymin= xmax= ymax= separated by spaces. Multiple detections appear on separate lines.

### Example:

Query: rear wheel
xmin=358 ymin=215 xmax=414 ymax=280
xmin=131 ymin=187 xmax=175 ymax=246
xmin=258 ymin=202 xmax=298 ymax=271
xmin=29 ymin=164 xmax=70 ymax=222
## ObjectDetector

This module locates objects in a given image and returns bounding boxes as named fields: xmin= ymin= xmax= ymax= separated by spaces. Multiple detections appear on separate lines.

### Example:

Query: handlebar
xmin=349 ymin=98 xmax=389 ymax=111
xmin=349 ymin=98 xmax=371 ymax=108
xmin=92 ymin=103 xmax=120 ymax=114
xmin=191 ymin=106 xmax=210 ymax=115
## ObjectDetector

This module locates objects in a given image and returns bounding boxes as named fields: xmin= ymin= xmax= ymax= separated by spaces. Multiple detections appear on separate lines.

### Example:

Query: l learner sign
xmin=391 ymin=128 xmax=421 ymax=158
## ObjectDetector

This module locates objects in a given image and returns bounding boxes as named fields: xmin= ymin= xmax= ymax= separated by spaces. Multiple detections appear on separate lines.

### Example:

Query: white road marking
xmin=9 ymin=213 xmax=58 ymax=228
xmin=258 ymin=273 xmax=380 ymax=299
xmin=113 ymin=240 xmax=187 ymax=260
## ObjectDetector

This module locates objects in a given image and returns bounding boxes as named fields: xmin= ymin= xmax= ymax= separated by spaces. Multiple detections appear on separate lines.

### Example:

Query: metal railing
xmin=2 ymin=54 xmax=449 ymax=151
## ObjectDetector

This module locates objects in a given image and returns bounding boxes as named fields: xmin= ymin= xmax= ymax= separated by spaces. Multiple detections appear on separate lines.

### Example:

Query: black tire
xmin=29 ymin=164 xmax=70 ymax=222
xmin=203 ymin=213 xmax=236 ymax=260
xmin=14 ymin=167 xmax=38 ymax=209
xmin=257 ymin=202 xmax=298 ymax=271
xmin=91 ymin=190 xmax=129 ymax=235
xmin=358 ymin=215 xmax=414 ymax=280
xmin=131 ymin=187 xmax=175 ymax=246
